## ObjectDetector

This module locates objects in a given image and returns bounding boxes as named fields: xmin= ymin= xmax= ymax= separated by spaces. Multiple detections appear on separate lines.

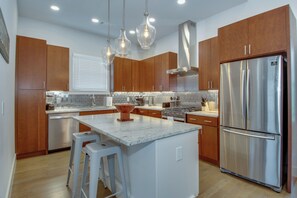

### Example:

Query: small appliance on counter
xmin=135 ymin=96 xmax=144 ymax=106
xmin=105 ymin=96 xmax=113 ymax=106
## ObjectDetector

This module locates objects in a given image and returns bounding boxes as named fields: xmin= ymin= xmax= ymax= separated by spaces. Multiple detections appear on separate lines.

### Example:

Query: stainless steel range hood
xmin=167 ymin=20 xmax=198 ymax=76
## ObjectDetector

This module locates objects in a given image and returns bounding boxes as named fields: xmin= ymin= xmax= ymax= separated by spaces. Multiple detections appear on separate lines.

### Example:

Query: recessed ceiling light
xmin=129 ymin=30 xmax=136 ymax=34
xmin=92 ymin=18 xmax=100 ymax=23
xmin=50 ymin=5 xmax=60 ymax=11
xmin=177 ymin=0 xmax=186 ymax=5
xmin=149 ymin=17 xmax=156 ymax=23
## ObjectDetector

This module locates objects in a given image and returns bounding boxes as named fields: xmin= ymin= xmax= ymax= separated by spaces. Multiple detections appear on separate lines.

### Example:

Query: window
xmin=71 ymin=53 xmax=109 ymax=92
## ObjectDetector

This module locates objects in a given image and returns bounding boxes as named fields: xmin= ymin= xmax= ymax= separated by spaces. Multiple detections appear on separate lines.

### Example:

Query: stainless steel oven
xmin=48 ymin=112 xmax=79 ymax=151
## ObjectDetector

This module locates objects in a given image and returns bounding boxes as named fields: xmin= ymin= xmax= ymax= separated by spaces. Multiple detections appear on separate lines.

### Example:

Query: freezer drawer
xmin=220 ymin=126 xmax=282 ymax=189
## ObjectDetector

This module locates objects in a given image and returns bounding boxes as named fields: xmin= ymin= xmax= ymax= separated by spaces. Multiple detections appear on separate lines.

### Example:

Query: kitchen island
xmin=73 ymin=113 xmax=201 ymax=198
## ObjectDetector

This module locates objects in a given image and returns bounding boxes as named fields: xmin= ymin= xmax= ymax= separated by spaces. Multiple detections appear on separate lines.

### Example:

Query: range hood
xmin=167 ymin=20 xmax=198 ymax=76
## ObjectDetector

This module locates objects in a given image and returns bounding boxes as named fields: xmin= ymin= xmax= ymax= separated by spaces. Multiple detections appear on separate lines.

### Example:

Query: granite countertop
xmin=73 ymin=113 xmax=200 ymax=146
xmin=46 ymin=106 xmax=117 ymax=114
xmin=187 ymin=111 xmax=219 ymax=118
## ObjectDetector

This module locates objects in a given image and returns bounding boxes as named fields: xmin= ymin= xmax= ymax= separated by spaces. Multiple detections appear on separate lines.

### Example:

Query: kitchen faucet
xmin=91 ymin=94 xmax=96 ymax=107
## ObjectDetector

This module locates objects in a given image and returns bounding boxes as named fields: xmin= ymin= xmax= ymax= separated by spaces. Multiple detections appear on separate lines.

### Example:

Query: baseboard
xmin=293 ymin=166 xmax=297 ymax=177
xmin=5 ymin=154 xmax=16 ymax=198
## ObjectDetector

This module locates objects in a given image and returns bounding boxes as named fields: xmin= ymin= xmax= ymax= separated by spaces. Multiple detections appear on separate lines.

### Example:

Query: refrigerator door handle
xmin=246 ymin=69 xmax=250 ymax=119
xmin=241 ymin=69 xmax=246 ymax=119
xmin=223 ymin=129 xmax=275 ymax=140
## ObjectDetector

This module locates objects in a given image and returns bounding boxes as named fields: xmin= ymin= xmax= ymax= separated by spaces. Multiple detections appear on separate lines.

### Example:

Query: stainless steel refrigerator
xmin=220 ymin=55 xmax=285 ymax=192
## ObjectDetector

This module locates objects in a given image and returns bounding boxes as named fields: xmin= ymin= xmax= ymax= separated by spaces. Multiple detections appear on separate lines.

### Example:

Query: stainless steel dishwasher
xmin=48 ymin=112 xmax=79 ymax=151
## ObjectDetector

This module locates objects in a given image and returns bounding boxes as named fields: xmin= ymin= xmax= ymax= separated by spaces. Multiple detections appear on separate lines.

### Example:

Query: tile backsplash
xmin=46 ymin=91 xmax=218 ymax=108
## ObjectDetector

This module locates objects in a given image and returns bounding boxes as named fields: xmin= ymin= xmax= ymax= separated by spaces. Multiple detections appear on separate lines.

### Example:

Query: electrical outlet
xmin=1 ymin=101 xmax=4 ymax=115
xmin=176 ymin=146 xmax=183 ymax=161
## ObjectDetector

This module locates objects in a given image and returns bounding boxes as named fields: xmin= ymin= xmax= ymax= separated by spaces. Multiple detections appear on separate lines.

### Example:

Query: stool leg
xmin=117 ymin=151 xmax=128 ymax=198
xmin=66 ymin=139 xmax=75 ymax=186
xmin=107 ymin=155 xmax=116 ymax=193
xmin=89 ymin=155 xmax=100 ymax=198
xmin=80 ymin=153 xmax=89 ymax=198
xmin=100 ymin=158 xmax=107 ymax=188
xmin=72 ymin=140 xmax=83 ymax=198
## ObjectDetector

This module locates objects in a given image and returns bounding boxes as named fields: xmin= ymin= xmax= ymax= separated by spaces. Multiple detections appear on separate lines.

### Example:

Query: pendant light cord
xmin=108 ymin=0 xmax=111 ymax=43
xmin=145 ymin=0 xmax=148 ymax=12
xmin=122 ymin=0 xmax=126 ymax=29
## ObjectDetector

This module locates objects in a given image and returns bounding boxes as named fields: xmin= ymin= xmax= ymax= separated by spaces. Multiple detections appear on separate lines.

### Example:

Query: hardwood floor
xmin=11 ymin=151 xmax=297 ymax=198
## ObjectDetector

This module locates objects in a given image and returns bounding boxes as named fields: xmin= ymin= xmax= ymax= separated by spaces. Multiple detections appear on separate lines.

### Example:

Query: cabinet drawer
xmin=138 ymin=109 xmax=149 ymax=116
xmin=149 ymin=110 xmax=162 ymax=118
xmin=187 ymin=115 xmax=218 ymax=127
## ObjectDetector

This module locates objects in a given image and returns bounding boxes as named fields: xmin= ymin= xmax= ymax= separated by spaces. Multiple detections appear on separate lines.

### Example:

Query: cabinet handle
xmin=43 ymin=81 xmax=45 ymax=89
xmin=244 ymin=45 xmax=247 ymax=55
xmin=207 ymin=81 xmax=210 ymax=89
xmin=204 ymin=120 xmax=212 ymax=123
xmin=152 ymin=85 xmax=155 ymax=91
xmin=210 ymin=81 xmax=213 ymax=89
xmin=248 ymin=44 xmax=251 ymax=55
xmin=132 ymin=86 xmax=134 ymax=92
xmin=151 ymin=112 xmax=157 ymax=115
xmin=200 ymin=129 xmax=203 ymax=135
xmin=190 ymin=118 xmax=197 ymax=121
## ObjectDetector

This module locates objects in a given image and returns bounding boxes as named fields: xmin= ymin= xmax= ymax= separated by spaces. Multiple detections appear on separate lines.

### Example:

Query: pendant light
xmin=136 ymin=0 xmax=156 ymax=49
xmin=101 ymin=0 xmax=115 ymax=65
xmin=115 ymin=0 xmax=131 ymax=57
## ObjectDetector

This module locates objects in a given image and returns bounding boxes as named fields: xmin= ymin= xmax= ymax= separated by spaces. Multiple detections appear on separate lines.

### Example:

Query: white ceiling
xmin=17 ymin=0 xmax=247 ymax=43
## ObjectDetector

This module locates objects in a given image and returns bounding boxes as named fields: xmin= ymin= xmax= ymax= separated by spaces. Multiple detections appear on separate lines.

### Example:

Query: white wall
xmin=0 ymin=0 xmax=18 ymax=197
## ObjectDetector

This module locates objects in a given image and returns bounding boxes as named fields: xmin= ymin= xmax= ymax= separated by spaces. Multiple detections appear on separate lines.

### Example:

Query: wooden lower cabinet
xmin=137 ymin=109 xmax=162 ymax=118
xmin=16 ymin=90 xmax=46 ymax=159
xmin=79 ymin=110 xmax=116 ymax=132
xmin=200 ymin=125 xmax=219 ymax=165
xmin=187 ymin=114 xmax=219 ymax=165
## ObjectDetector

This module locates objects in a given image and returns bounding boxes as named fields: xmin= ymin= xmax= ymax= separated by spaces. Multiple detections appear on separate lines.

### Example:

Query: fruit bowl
xmin=114 ymin=103 xmax=135 ymax=121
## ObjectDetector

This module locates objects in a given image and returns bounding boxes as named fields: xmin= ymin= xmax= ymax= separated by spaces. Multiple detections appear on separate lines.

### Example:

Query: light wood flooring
xmin=11 ymin=151 xmax=297 ymax=198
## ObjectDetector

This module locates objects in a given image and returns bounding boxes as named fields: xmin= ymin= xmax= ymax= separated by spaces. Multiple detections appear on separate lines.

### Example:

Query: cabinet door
xmin=154 ymin=54 xmax=163 ymax=91
xmin=209 ymin=37 xmax=219 ymax=90
xmin=248 ymin=6 xmax=287 ymax=57
xmin=198 ymin=39 xmax=211 ymax=90
xmin=218 ymin=19 xmax=249 ymax=63
xmin=142 ymin=57 xmax=155 ymax=91
xmin=131 ymin=60 xmax=140 ymax=92
xmin=113 ymin=57 xmax=123 ymax=92
xmin=201 ymin=125 xmax=219 ymax=163
xmin=16 ymin=90 xmax=46 ymax=156
xmin=16 ymin=36 xmax=47 ymax=89
xmin=122 ymin=58 xmax=132 ymax=92
xmin=47 ymin=45 xmax=69 ymax=91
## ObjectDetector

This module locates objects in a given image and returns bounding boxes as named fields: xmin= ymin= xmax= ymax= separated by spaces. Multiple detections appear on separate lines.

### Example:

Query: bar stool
xmin=66 ymin=131 xmax=102 ymax=197
xmin=80 ymin=142 xmax=128 ymax=198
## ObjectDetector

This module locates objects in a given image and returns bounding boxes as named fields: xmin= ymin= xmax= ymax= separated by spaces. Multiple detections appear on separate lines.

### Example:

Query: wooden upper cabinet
xmin=131 ymin=60 xmax=140 ymax=92
xmin=199 ymin=37 xmax=219 ymax=90
xmin=16 ymin=90 xmax=46 ymax=157
xmin=218 ymin=19 xmax=248 ymax=63
xmin=219 ymin=5 xmax=289 ymax=63
xmin=113 ymin=57 xmax=124 ymax=92
xmin=141 ymin=57 xmax=155 ymax=91
xmin=46 ymin=45 xmax=70 ymax=91
xmin=248 ymin=6 xmax=288 ymax=56
xmin=16 ymin=36 xmax=47 ymax=90
xmin=113 ymin=57 xmax=133 ymax=92
xmin=154 ymin=54 xmax=163 ymax=91
xmin=199 ymin=39 xmax=211 ymax=90
xmin=154 ymin=52 xmax=177 ymax=92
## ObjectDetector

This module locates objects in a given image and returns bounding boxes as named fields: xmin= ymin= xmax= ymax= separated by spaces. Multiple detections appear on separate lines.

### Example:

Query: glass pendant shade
xmin=115 ymin=28 xmax=131 ymax=57
xmin=136 ymin=11 xmax=156 ymax=49
xmin=101 ymin=40 xmax=115 ymax=66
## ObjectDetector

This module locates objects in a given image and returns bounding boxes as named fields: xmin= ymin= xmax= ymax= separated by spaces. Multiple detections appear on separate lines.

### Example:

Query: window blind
xmin=72 ymin=53 xmax=109 ymax=92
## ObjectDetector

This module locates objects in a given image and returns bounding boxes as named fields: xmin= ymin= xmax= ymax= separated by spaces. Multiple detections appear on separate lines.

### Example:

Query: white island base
xmin=103 ymin=131 xmax=199 ymax=198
